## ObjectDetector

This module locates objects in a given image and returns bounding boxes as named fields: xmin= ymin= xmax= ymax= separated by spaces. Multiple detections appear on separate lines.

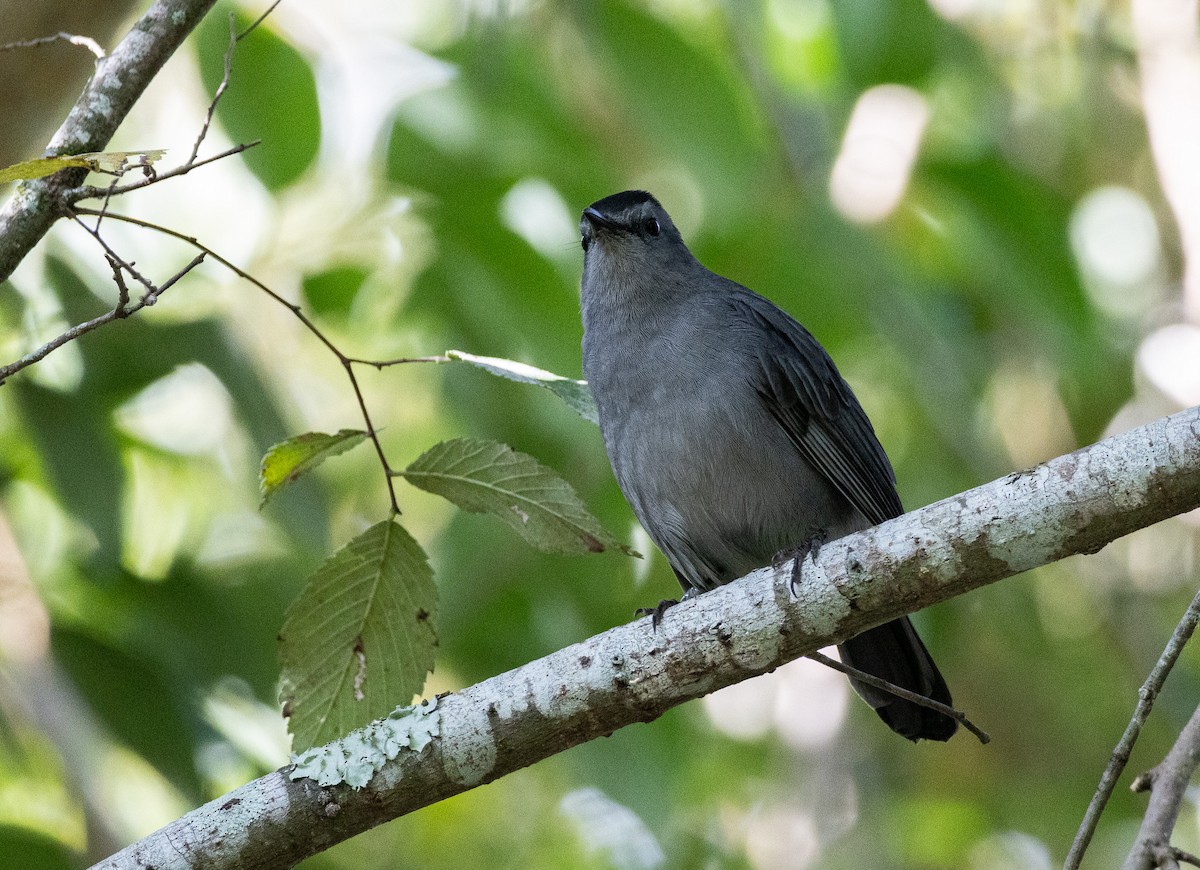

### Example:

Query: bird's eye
xmin=644 ymin=217 xmax=661 ymax=237
xmin=581 ymin=235 xmax=590 ymax=252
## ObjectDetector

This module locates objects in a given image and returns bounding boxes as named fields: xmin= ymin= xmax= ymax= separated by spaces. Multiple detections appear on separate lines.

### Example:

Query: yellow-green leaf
xmin=0 ymin=149 xmax=167 ymax=183
xmin=259 ymin=429 xmax=368 ymax=508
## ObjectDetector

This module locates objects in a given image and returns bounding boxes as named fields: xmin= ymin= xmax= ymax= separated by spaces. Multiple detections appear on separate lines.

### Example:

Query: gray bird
xmin=579 ymin=190 xmax=955 ymax=742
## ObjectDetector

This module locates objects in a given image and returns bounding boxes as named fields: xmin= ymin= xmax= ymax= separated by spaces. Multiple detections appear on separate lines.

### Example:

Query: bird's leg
xmin=772 ymin=530 xmax=828 ymax=596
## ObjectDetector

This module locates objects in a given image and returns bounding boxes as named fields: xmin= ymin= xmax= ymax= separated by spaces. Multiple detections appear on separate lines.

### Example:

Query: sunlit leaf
xmin=0 ymin=149 xmax=167 ymax=183
xmin=401 ymin=437 xmax=637 ymax=557
xmin=446 ymin=349 xmax=598 ymax=424
xmin=259 ymin=429 xmax=368 ymax=508
xmin=279 ymin=520 xmax=437 ymax=751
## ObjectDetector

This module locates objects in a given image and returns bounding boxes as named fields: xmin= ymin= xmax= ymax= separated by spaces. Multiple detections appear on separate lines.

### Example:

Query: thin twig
xmin=1170 ymin=846 xmax=1200 ymax=868
xmin=806 ymin=650 xmax=990 ymax=744
xmin=105 ymin=255 xmax=131 ymax=314
xmin=69 ymin=214 xmax=158 ymax=296
xmin=91 ymin=177 xmax=121 ymax=234
xmin=346 ymin=355 xmax=452 ymax=369
xmin=187 ymin=0 xmax=281 ymax=163
xmin=66 ymin=141 xmax=261 ymax=203
xmin=190 ymin=14 xmax=238 ymax=164
xmin=148 ymin=253 xmax=206 ymax=304
xmin=0 ymin=252 xmax=204 ymax=386
xmin=237 ymin=0 xmax=285 ymax=41
xmin=0 ymin=32 xmax=105 ymax=58
xmin=72 ymin=206 xmax=403 ymax=515
xmin=1064 ymin=586 xmax=1200 ymax=870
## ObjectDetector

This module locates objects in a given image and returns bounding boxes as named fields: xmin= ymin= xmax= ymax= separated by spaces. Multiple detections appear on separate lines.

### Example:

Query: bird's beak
xmin=581 ymin=207 xmax=617 ymax=254
xmin=582 ymin=207 xmax=616 ymax=231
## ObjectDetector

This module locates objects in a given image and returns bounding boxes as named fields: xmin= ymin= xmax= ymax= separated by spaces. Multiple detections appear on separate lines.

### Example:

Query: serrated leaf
xmin=446 ymin=349 xmax=598 ymax=424
xmin=401 ymin=437 xmax=638 ymax=557
xmin=279 ymin=520 xmax=437 ymax=751
xmin=260 ymin=429 xmax=368 ymax=508
xmin=0 ymin=149 xmax=167 ymax=183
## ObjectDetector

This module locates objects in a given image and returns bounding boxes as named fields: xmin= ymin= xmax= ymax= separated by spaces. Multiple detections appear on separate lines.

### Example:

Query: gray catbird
xmin=579 ymin=190 xmax=956 ymax=742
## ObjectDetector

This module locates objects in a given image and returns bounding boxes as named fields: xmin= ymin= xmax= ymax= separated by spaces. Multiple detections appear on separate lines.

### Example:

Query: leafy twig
xmin=71 ymin=206 xmax=403 ymax=514
xmin=66 ymin=142 xmax=261 ymax=203
xmin=1064 ymin=585 xmax=1200 ymax=870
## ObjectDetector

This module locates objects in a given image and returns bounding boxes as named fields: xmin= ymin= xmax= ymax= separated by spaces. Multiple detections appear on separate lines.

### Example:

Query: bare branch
xmin=1123 ymin=702 xmax=1200 ymax=869
xmin=1065 ymin=586 xmax=1200 ymax=869
xmin=0 ymin=0 xmax=219 ymax=284
xmin=105 ymin=255 xmax=130 ymax=314
xmin=0 ymin=32 xmax=105 ymax=58
xmin=806 ymin=650 xmax=989 ymax=744
xmin=0 ymin=251 xmax=204 ymax=386
xmin=92 ymin=405 xmax=1200 ymax=870
xmin=190 ymin=13 xmax=237 ymax=164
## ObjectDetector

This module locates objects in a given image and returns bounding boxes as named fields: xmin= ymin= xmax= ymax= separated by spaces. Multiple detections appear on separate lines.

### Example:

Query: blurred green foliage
xmin=0 ymin=0 xmax=1198 ymax=869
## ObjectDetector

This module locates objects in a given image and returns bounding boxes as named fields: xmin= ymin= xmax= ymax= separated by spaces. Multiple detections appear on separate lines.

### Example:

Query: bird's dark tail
xmin=837 ymin=616 xmax=957 ymax=741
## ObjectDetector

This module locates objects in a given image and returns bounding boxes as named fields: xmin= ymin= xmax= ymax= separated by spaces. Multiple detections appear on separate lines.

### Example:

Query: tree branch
xmin=0 ymin=0 xmax=217 ymax=284
xmin=91 ymin=404 xmax=1200 ymax=870
xmin=1066 ymin=586 xmax=1200 ymax=869
xmin=1124 ymin=702 xmax=1200 ymax=870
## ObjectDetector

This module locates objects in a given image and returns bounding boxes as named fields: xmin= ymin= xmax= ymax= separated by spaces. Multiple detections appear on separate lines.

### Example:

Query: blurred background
xmin=2 ymin=0 xmax=1200 ymax=867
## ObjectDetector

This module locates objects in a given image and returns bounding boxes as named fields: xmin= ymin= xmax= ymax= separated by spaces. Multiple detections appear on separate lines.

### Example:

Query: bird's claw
xmin=773 ymin=531 xmax=828 ymax=596
xmin=635 ymin=598 xmax=679 ymax=630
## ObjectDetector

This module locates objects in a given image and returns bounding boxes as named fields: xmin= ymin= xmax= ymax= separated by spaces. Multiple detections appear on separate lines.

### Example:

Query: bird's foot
xmin=635 ymin=587 xmax=700 ymax=630
xmin=635 ymin=599 xmax=678 ymax=629
xmin=772 ymin=531 xmax=828 ymax=597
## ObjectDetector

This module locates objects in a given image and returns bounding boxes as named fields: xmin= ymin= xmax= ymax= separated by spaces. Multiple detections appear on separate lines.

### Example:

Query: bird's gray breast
xmin=584 ymin=305 xmax=850 ymax=591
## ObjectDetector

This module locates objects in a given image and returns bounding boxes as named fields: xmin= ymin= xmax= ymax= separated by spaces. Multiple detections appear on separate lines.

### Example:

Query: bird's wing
xmin=732 ymin=291 xmax=904 ymax=526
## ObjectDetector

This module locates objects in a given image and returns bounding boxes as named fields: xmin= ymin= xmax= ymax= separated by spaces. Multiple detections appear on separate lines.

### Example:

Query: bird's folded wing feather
xmin=734 ymin=293 xmax=904 ymax=526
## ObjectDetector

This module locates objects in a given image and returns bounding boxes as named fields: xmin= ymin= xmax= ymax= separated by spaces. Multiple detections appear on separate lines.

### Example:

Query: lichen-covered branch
xmin=93 ymin=404 xmax=1200 ymax=870
xmin=0 ymin=0 xmax=218 ymax=284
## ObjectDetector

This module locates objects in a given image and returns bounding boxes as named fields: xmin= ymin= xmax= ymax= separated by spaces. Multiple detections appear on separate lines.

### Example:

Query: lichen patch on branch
xmin=289 ymin=698 xmax=441 ymax=790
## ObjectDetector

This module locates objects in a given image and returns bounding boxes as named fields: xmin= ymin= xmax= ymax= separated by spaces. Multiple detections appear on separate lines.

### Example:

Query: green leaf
xmin=196 ymin=7 xmax=320 ymax=189
xmin=279 ymin=520 xmax=437 ymax=752
xmin=401 ymin=437 xmax=637 ymax=557
xmin=446 ymin=349 xmax=598 ymax=424
xmin=302 ymin=265 xmax=369 ymax=317
xmin=259 ymin=429 xmax=368 ymax=508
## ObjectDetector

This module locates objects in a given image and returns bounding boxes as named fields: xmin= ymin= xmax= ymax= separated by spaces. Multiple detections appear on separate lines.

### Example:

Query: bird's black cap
xmin=586 ymin=190 xmax=661 ymax=216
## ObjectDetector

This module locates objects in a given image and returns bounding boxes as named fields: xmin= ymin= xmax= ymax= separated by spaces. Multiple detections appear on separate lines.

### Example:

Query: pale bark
xmin=94 ymin=405 xmax=1200 ymax=870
